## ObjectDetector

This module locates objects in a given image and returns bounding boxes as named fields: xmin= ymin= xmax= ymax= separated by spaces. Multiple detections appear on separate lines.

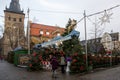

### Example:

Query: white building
xmin=101 ymin=32 xmax=120 ymax=53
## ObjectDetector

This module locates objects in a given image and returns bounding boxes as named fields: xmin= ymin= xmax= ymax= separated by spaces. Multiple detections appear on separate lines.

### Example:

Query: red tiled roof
xmin=30 ymin=23 xmax=65 ymax=37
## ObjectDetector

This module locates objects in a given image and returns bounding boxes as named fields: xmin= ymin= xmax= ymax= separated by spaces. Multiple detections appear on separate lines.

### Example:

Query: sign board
xmin=19 ymin=54 xmax=30 ymax=65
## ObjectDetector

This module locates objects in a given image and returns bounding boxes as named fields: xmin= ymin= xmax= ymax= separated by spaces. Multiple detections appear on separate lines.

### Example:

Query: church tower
xmin=3 ymin=0 xmax=25 ymax=56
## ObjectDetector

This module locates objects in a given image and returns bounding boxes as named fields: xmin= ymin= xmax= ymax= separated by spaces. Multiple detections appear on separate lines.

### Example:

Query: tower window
xmin=19 ymin=18 xmax=22 ymax=22
xmin=8 ymin=16 xmax=11 ymax=21
xmin=13 ymin=18 xmax=16 ymax=21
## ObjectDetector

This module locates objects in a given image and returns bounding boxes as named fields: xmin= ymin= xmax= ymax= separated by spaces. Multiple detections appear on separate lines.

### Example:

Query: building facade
xmin=81 ymin=32 xmax=120 ymax=54
xmin=2 ymin=0 xmax=25 ymax=56
xmin=81 ymin=37 xmax=103 ymax=54
xmin=101 ymin=32 xmax=120 ymax=53
xmin=30 ymin=23 xmax=65 ymax=44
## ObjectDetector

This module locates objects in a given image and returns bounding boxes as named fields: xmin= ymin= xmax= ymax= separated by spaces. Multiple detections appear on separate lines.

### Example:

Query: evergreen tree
xmin=60 ymin=19 xmax=85 ymax=73
xmin=61 ymin=34 xmax=86 ymax=73
xmin=62 ymin=18 xmax=72 ymax=36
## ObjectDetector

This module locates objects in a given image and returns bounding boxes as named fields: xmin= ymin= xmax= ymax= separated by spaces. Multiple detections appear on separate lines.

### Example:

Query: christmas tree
xmin=60 ymin=19 xmax=86 ymax=73
xmin=62 ymin=36 xmax=86 ymax=73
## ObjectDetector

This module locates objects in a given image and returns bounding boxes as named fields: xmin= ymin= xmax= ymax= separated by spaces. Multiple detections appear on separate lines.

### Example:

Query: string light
xmin=77 ymin=5 xmax=120 ymax=25
xmin=99 ymin=10 xmax=113 ymax=25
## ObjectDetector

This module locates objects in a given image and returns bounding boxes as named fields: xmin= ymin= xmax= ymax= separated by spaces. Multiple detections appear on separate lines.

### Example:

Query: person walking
xmin=60 ymin=54 xmax=66 ymax=74
xmin=0 ymin=55 xmax=4 ymax=62
xmin=50 ymin=56 xmax=59 ymax=78
xmin=66 ymin=56 xmax=72 ymax=72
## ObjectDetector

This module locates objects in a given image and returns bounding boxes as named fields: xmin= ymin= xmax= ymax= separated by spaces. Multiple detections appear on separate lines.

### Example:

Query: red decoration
xmin=33 ymin=52 xmax=37 ymax=57
xmin=29 ymin=64 xmax=32 ymax=67
xmin=80 ymin=66 xmax=84 ymax=71
xmin=106 ymin=50 xmax=112 ymax=54
xmin=73 ymin=59 xmax=77 ymax=63
xmin=89 ymin=61 xmax=92 ymax=65
xmin=39 ymin=55 xmax=42 ymax=61
xmin=74 ymin=53 xmax=78 ymax=56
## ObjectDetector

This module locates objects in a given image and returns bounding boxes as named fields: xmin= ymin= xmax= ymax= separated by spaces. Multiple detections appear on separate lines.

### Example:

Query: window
xmin=13 ymin=18 xmax=16 ymax=21
xmin=8 ymin=16 xmax=11 ymax=21
xmin=48 ymin=39 xmax=51 ymax=41
xmin=96 ymin=39 xmax=99 ymax=42
xmin=92 ymin=40 xmax=94 ymax=43
xmin=40 ymin=31 xmax=43 ymax=35
xmin=88 ymin=41 xmax=91 ymax=43
xmin=57 ymin=33 xmax=60 ymax=36
xmin=19 ymin=18 xmax=22 ymax=22
xmin=46 ymin=32 xmax=49 ymax=35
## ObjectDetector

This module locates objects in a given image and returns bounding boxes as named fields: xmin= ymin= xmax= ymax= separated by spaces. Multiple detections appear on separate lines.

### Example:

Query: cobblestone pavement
xmin=0 ymin=61 xmax=120 ymax=80
xmin=78 ymin=66 xmax=120 ymax=80
xmin=0 ymin=61 xmax=75 ymax=80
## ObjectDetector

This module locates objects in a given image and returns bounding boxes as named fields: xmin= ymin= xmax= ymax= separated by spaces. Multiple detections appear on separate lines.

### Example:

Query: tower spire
xmin=5 ymin=0 xmax=23 ymax=13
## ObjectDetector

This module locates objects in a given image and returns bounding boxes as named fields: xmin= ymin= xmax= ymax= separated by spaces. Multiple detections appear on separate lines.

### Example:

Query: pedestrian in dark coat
xmin=50 ymin=56 xmax=59 ymax=78
xmin=60 ymin=55 xmax=66 ymax=74
xmin=0 ymin=55 xmax=3 ymax=61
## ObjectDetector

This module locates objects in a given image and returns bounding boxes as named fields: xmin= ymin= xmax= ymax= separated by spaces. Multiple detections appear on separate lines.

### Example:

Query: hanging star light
xmin=99 ymin=10 xmax=113 ymax=25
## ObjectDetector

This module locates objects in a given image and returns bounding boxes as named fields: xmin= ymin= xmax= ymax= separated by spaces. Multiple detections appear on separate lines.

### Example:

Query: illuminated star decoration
xmin=99 ymin=10 xmax=113 ymax=25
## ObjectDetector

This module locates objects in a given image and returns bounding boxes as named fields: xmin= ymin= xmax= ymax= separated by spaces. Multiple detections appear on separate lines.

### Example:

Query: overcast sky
xmin=0 ymin=0 xmax=120 ymax=40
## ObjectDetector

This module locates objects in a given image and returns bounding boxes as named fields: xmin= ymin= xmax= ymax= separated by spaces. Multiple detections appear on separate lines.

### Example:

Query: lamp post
xmin=27 ymin=8 xmax=30 ymax=55
xmin=83 ymin=10 xmax=88 ymax=69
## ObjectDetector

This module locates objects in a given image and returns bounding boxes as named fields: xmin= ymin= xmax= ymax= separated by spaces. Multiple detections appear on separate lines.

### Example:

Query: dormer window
xmin=46 ymin=32 xmax=49 ymax=35
xmin=40 ymin=30 xmax=43 ymax=35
